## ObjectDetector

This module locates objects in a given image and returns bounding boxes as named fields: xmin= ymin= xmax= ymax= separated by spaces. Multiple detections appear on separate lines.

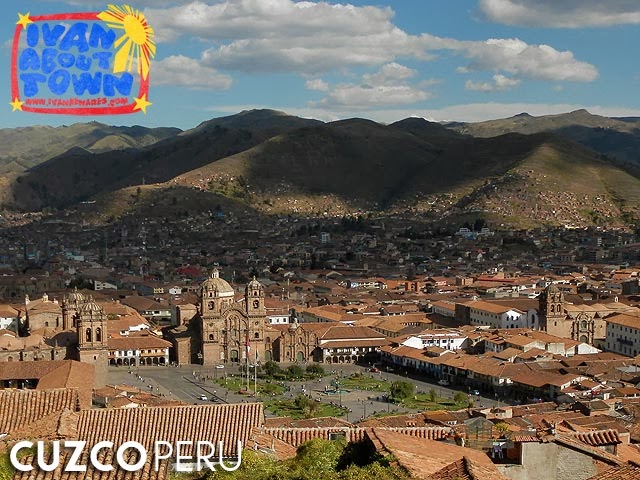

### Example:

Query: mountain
xmin=169 ymin=122 xmax=640 ymax=228
xmin=3 ymin=110 xmax=640 ymax=229
xmin=0 ymin=122 xmax=181 ymax=175
xmin=449 ymin=109 xmax=640 ymax=167
xmin=1 ymin=110 xmax=321 ymax=211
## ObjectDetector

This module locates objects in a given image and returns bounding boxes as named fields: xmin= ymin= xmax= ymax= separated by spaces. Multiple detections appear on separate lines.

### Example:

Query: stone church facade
xmin=539 ymin=284 xmax=607 ymax=345
xmin=198 ymin=269 xmax=277 ymax=365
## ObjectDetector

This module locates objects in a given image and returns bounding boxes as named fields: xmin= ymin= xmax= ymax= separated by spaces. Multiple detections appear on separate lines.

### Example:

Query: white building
xmin=605 ymin=313 xmax=640 ymax=357
xmin=0 ymin=305 xmax=20 ymax=331
xmin=401 ymin=329 xmax=468 ymax=351
xmin=467 ymin=300 xmax=538 ymax=330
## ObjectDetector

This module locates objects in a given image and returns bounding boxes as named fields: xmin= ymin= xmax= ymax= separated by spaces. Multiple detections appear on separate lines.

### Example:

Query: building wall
xmin=496 ymin=442 xmax=597 ymax=480
xmin=605 ymin=321 xmax=640 ymax=357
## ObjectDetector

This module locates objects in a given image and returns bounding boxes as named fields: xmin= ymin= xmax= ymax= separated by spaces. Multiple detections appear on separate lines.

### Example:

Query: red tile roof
xmin=76 ymin=403 xmax=264 ymax=457
xmin=0 ymin=388 xmax=79 ymax=435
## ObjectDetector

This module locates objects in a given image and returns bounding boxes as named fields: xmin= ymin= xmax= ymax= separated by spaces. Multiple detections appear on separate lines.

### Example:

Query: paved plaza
xmin=107 ymin=363 xmax=503 ymax=422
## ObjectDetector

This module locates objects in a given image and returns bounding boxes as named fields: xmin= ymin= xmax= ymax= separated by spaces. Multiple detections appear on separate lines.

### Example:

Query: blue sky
xmin=3 ymin=0 xmax=640 ymax=130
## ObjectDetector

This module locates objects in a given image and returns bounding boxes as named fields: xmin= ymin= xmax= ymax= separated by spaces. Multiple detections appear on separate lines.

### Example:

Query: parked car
xmin=199 ymin=394 xmax=208 ymax=401
xmin=370 ymin=367 xmax=380 ymax=373
xmin=437 ymin=379 xmax=450 ymax=386
xmin=215 ymin=364 xmax=225 ymax=369
xmin=472 ymin=389 xmax=480 ymax=396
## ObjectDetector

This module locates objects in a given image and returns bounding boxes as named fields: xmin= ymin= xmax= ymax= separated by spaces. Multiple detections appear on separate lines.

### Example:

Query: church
xmin=538 ymin=284 xmax=634 ymax=347
xmin=197 ymin=269 xmax=274 ymax=365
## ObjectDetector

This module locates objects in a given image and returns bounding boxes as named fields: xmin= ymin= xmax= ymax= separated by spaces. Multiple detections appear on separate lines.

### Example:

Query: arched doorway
xmin=264 ymin=350 xmax=272 ymax=361
xmin=579 ymin=335 xmax=589 ymax=343
xmin=230 ymin=350 xmax=239 ymax=362
xmin=296 ymin=351 xmax=304 ymax=362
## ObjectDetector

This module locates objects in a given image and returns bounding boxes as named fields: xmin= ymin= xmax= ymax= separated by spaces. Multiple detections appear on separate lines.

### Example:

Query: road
xmin=107 ymin=363 xmax=506 ymax=423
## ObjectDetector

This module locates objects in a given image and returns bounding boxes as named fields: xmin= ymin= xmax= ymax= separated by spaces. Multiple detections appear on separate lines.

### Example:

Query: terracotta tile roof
xmin=320 ymin=325 xmax=386 ymax=340
xmin=265 ymin=427 xmax=367 ymax=447
xmin=366 ymin=428 xmax=509 ymax=480
xmin=586 ymin=464 xmax=640 ymax=480
xmin=248 ymin=426 xmax=298 ymax=460
xmin=76 ymin=403 xmax=264 ymax=457
xmin=264 ymin=416 xmax=354 ymax=429
xmin=467 ymin=300 xmax=523 ymax=315
xmin=320 ymin=338 xmax=389 ymax=348
xmin=427 ymin=456 xmax=508 ymax=480
xmin=0 ymin=360 xmax=73 ymax=381
xmin=605 ymin=313 xmax=640 ymax=329
xmin=107 ymin=332 xmax=172 ymax=350
xmin=35 ymin=361 xmax=95 ymax=410
xmin=265 ymin=426 xmax=452 ymax=448
xmin=569 ymin=429 xmax=621 ymax=446
xmin=0 ymin=389 xmax=79 ymax=435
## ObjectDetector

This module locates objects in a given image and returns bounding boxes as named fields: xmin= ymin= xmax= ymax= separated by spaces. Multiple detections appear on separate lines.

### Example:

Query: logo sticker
xmin=10 ymin=5 xmax=155 ymax=115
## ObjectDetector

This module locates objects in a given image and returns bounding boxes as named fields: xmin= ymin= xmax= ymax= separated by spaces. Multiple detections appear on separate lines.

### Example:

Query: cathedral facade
xmin=198 ymin=270 xmax=275 ymax=365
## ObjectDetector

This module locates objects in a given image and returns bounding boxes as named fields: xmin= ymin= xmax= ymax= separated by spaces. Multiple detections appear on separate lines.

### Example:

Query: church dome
xmin=65 ymin=287 xmax=86 ymax=305
xmin=201 ymin=269 xmax=235 ymax=298
xmin=78 ymin=297 xmax=104 ymax=317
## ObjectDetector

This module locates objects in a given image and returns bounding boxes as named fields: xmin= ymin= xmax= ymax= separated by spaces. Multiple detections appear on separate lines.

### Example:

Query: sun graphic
xmin=97 ymin=4 xmax=156 ymax=81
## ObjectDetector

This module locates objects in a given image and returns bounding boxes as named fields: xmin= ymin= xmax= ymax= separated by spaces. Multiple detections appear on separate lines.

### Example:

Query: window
xmin=85 ymin=328 xmax=92 ymax=343
xmin=96 ymin=327 xmax=102 ymax=342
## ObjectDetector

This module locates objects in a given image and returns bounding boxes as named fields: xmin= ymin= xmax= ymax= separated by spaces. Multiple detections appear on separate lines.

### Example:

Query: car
xmin=437 ymin=379 xmax=450 ymax=386
xmin=199 ymin=394 xmax=208 ymax=401
xmin=472 ymin=389 xmax=480 ymax=396
xmin=215 ymin=364 xmax=225 ymax=369
xmin=370 ymin=367 xmax=380 ymax=373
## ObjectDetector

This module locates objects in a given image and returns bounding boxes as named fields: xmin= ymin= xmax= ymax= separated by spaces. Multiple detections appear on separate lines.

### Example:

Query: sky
xmin=3 ymin=0 xmax=640 ymax=130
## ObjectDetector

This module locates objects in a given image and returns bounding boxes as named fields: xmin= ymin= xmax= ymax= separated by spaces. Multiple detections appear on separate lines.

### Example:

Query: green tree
xmin=428 ymin=388 xmax=437 ymax=403
xmin=390 ymin=381 xmax=414 ymax=401
xmin=494 ymin=421 xmax=510 ymax=437
xmin=286 ymin=364 xmax=305 ymax=379
xmin=0 ymin=452 xmax=14 ymax=480
xmin=453 ymin=391 xmax=468 ymax=406
xmin=263 ymin=360 xmax=281 ymax=377
xmin=306 ymin=364 xmax=325 ymax=377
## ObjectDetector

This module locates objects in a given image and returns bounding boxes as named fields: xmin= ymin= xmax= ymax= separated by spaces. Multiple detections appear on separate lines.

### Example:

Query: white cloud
xmin=442 ymin=37 xmax=598 ymax=82
xmin=313 ymin=84 xmax=429 ymax=108
xmin=144 ymin=0 xmax=595 ymax=84
xmin=478 ymin=0 xmax=640 ymax=28
xmin=362 ymin=62 xmax=417 ymax=85
xmin=466 ymin=74 xmax=521 ymax=92
xmin=153 ymin=55 xmax=233 ymax=90
xmin=311 ymin=63 xmax=429 ymax=108
xmin=146 ymin=0 xmax=430 ymax=70
xmin=305 ymin=79 xmax=329 ymax=92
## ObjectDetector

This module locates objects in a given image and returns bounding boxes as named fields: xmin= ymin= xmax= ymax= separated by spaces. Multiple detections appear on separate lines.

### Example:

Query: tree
xmin=494 ymin=422 xmax=510 ymax=437
xmin=286 ymin=364 xmax=305 ymax=379
xmin=263 ymin=360 xmax=281 ymax=377
xmin=306 ymin=364 xmax=325 ymax=376
xmin=390 ymin=381 xmax=414 ymax=401
xmin=428 ymin=388 xmax=437 ymax=403
xmin=453 ymin=391 xmax=468 ymax=406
